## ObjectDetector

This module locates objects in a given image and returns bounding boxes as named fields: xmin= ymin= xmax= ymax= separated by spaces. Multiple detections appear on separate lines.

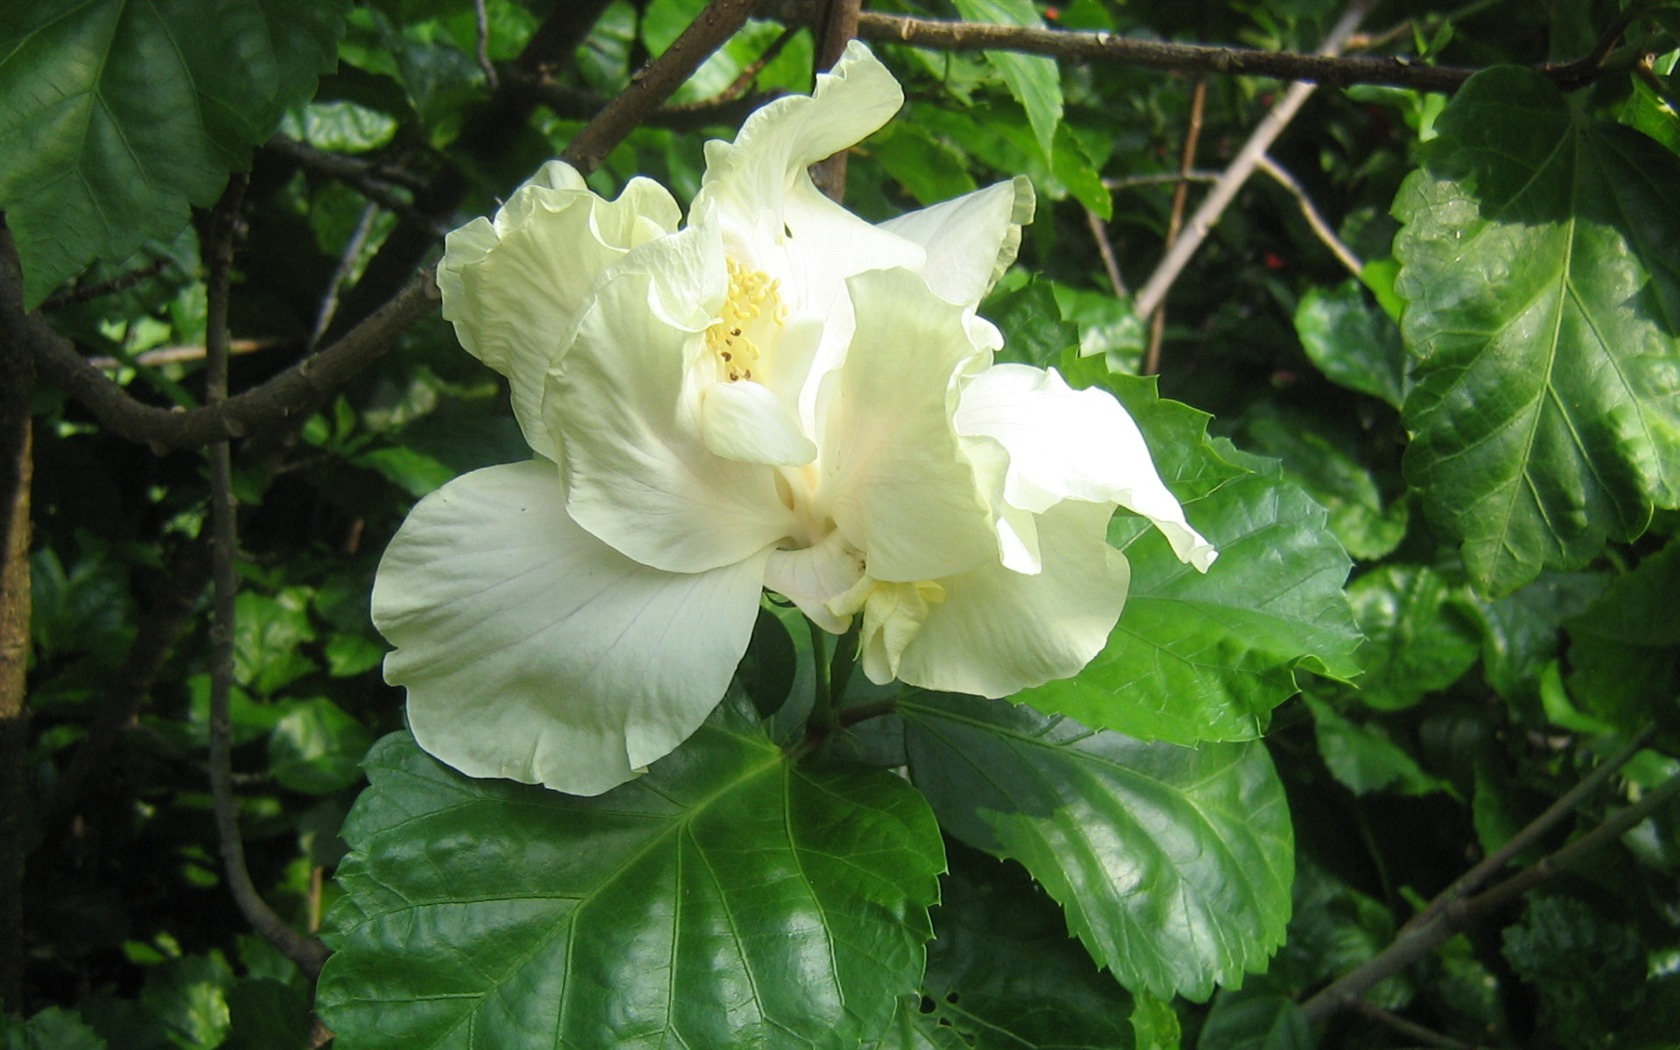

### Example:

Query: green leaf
xmin=901 ymin=694 xmax=1293 ymax=1002
xmin=1393 ymin=67 xmax=1680 ymax=597
xmin=140 ymin=952 xmax=235 ymax=1049
xmin=1018 ymin=373 xmax=1361 ymax=745
xmin=912 ymin=843 xmax=1136 ymax=1050
xmin=223 ymin=980 xmax=311 ymax=1050
xmin=318 ymin=707 xmax=944 ymax=1049
xmin=1565 ymin=539 xmax=1680 ymax=736
xmin=267 ymin=697 xmax=374 ymax=794
xmin=234 ymin=588 xmax=317 ymax=698
xmin=1308 ymin=698 xmax=1454 ymax=798
xmin=952 ymin=0 xmax=1062 ymax=163
xmin=1294 ymin=279 xmax=1407 ymax=408
xmin=1195 ymin=992 xmax=1311 ymax=1050
xmin=0 ymin=0 xmax=348 ymax=306
xmin=1238 ymin=403 xmax=1409 ymax=561
xmin=1344 ymin=565 xmax=1480 ymax=711
xmin=2 ymin=1008 xmax=107 ymax=1050
xmin=1469 ymin=571 xmax=1607 ymax=701
xmin=1502 ymin=896 xmax=1648 ymax=1048
xmin=354 ymin=445 xmax=459 ymax=497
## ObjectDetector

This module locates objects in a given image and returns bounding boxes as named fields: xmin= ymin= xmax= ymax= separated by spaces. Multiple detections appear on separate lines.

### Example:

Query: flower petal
xmin=880 ymin=176 xmax=1036 ymax=307
xmin=553 ymin=239 xmax=795 ymax=574
xmin=701 ymin=379 xmax=818 ymax=467
xmin=763 ymin=531 xmax=865 ymax=634
xmin=373 ymin=461 xmax=769 ymax=795
xmin=439 ymin=161 xmax=681 ymax=460
xmin=895 ymin=500 xmax=1130 ymax=698
xmin=957 ymin=364 xmax=1218 ymax=571
xmin=821 ymin=268 xmax=999 ymax=582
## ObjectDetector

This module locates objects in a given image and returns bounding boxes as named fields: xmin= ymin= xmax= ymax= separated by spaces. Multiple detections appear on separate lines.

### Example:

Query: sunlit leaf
xmin=902 ymin=694 xmax=1292 ymax=1002
xmin=1394 ymin=67 xmax=1680 ymax=597
xmin=318 ymin=703 xmax=944 ymax=1049
xmin=952 ymin=0 xmax=1062 ymax=163
xmin=1344 ymin=565 xmax=1479 ymax=711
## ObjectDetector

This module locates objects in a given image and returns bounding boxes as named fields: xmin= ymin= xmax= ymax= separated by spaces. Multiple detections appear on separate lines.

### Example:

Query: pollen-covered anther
xmin=706 ymin=259 xmax=786 ymax=382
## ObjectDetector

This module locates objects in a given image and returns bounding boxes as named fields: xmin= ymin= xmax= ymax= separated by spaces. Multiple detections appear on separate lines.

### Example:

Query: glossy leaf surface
xmin=318 ymin=707 xmax=944 ymax=1049
xmin=902 ymin=693 xmax=1293 ymax=1002
xmin=0 ymin=0 xmax=347 ymax=305
xmin=1394 ymin=67 xmax=1680 ymax=596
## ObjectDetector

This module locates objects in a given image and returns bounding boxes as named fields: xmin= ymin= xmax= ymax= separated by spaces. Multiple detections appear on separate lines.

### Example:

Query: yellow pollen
xmin=706 ymin=260 xmax=787 ymax=382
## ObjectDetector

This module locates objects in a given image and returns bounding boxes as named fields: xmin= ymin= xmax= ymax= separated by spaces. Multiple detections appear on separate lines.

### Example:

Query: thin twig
xmin=1144 ymin=77 xmax=1207 ymax=375
xmin=312 ymin=203 xmax=383 ymax=347
xmin=41 ymin=258 xmax=172 ymax=310
xmin=202 ymin=178 xmax=330 ymax=978
xmin=1350 ymin=1000 xmax=1487 ymax=1050
xmin=473 ymin=0 xmax=498 ymax=89
xmin=561 ymin=0 xmax=765 ymax=175
xmin=1299 ymin=741 xmax=1680 ymax=1024
xmin=1133 ymin=0 xmax=1374 ymax=322
xmin=0 ymin=222 xmax=30 ymax=1010
xmin=830 ymin=7 xmax=1616 ymax=93
xmin=1253 ymin=154 xmax=1363 ymax=277
xmin=1083 ymin=207 xmax=1127 ymax=297
xmin=721 ymin=21 xmax=803 ymax=101
xmin=1400 ymin=728 xmax=1655 ymax=937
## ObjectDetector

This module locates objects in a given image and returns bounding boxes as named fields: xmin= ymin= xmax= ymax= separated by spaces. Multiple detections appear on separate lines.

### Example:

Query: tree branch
xmin=1299 ymin=735 xmax=1680 ymax=1024
xmin=1133 ymin=0 xmax=1374 ymax=323
xmin=26 ymin=275 xmax=436 ymax=451
xmin=201 ymin=180 xmax=330 ymax=979
xmin=838 ymin=8 xmax=1617 ymax=93
xmin=559 ymin=0 xmax=766 ymax=175
xmin=810 ymin=0 xmax=864 ymax=201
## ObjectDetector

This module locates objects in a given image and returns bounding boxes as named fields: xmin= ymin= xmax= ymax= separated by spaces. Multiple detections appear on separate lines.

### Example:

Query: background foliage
xmin=3 ymin=0 xmax=1680 ymax=1048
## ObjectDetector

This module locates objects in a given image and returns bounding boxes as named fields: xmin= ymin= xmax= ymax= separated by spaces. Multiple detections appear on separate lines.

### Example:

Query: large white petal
xmin=895 ymin=500 xmax=1130 ymax=698
xmin=879 ymin=176 xmax=1036 ymax=307
xmin=438 ymin=161 xmax=681 ymax=460
xmin=373 ymin=461 xmax=768 ymax=796
xmin=821 ymin=268 xmax=998 ymax=582
xmin=956 ymin=364 xmax=1218 ymax=572
xmin=552 ymin=240 xmax=796 ymax=574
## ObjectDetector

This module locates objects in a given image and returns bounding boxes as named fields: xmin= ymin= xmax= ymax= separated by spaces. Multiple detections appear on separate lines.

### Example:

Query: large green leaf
xmin=1565 ymin=539 xmax=1680 ymax=737
xmin=951 ymin=0 xmax=1062 ymax=164
xmin=1343 ymin=565 xmax=1480 ymax=711
xmin=1393 ymin=67 xmax=1680 ymax=597
xmin=0 ymin=0 xmax=348 ymax=306
xmin=910 ymin=843 xmax=1136 ymax=1050
xmin=317 ymin=704 xmax=944 ymax=1050
xmin=1018 ymin=370 xmax=1361 ymax=745
xmin=901 ymin=694 xmax=1293 ymax=1002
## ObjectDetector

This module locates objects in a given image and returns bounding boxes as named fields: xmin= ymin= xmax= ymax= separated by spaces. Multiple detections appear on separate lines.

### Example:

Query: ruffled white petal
xmin=372 ymin=461 xmax=767 ymax=796
xmin=879 ymin=176 xmax=1036 ymax=307
xmin=957 ymin=364 xmax=1218 ymax=572
xmin=438 ymin=161 xmax=680 ymax=460
xmin=763 ymin=531 xmax=865 ymax=634
xmin=895 ymin=500 xmax=1131 ymax=698
xmin=552 ymin=240 xmax=795 ymax=574
xmin=821 ymin=268 xmax=999 ymax=582
xmin=701 ymin=379 xmax=817 ymax=466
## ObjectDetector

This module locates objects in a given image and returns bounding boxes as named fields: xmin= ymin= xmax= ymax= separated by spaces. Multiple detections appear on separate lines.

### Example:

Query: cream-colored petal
xmin=880 ymin=176 xmax=1036 ymax=306
xmin=372 ymin=461 xmax=767 ymax=796
xmin=438 ymin=161 xmax=681 ymax=460
xmin=820 ymin=268 xmax=999 ymax=583
xmin=956 ymin=364 xmax=1218 ymax=571
xmin=701 ymin=380 xmax=817 ymax=466
xmin=896 ymin=501 xmax=1130 ymax=698
xmin=552 ymin=247 xmax=795 ymax=574
xmin=763 ymin=531 xmax=865 ymax=634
